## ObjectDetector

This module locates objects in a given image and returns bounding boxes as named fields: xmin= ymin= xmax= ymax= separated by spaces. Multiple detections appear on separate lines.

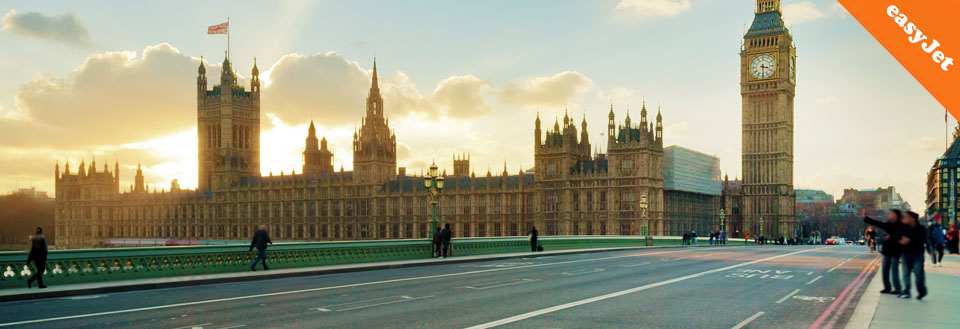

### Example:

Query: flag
xmin=207 ymin=22 xmax=228 ymax=35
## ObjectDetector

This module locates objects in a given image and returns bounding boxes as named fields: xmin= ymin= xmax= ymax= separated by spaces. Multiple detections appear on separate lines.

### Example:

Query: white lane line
xmin=731 ymin=312 xmax=765 ymax=329
xmin=464 ymin=279 xmax=539 ymax=290
xmin=561 ymin=268 xmax=605 ymax=276
xmin=776 ymin=289 xmax=801 ymax=304
xmin=807 ymin=275 xmax=823 ymax=285
xmin=312 ymin=295 xmax=433 ymax=312
xmin=620 ymin=262 xmax=651 ymax=267
xmin=170 ymin=324 xmax=212 ymax=329
xmin=827 ymin=259 xmax=850 ymax=273
xmin=0 ymin=248 xmax=692 ymax=327
xmin=464 ymin=247 xmax=824 ymax=329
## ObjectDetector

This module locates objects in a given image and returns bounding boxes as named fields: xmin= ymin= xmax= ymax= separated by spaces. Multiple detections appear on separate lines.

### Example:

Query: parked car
xmin=825 ymin=236 xmax=839 ymax=245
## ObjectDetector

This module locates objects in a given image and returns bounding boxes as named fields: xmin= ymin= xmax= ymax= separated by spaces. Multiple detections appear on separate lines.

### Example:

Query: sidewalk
xmin=0 ymin=244 xmax=702 ymax=302
xmin=847 ymin=253 xmax=960 ymax=329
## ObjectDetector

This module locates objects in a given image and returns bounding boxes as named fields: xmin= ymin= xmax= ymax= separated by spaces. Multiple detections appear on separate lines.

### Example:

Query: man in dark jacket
xmin=863 ymin=209 xmax=903 ymax=294
xmin=529 ymin=226 xmax=539 ymax=252
xmin=899 ymin=211 xmax=927 ymax=299
xmin=432 ymin=227 xmax=442 ymax=258
xmin=440 ymin=224 xmax=452 ymax=258
xmin=249 ymin=225 xmax=273 ymax=271
xmin=26 ymin=227 xmax=48 ymax=289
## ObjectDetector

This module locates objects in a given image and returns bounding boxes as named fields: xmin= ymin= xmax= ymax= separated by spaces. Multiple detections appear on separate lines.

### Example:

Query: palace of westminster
xmin=54 ymin=1 xmax=797 ymax=248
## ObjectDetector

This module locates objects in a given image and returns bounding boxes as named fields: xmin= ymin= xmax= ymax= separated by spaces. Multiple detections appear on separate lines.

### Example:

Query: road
xmin=0 ymin=245 xmax=878 ymax=328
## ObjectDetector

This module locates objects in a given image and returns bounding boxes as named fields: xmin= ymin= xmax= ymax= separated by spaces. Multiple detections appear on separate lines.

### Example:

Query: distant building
xmin=838 ymin=186 xmax=909 ymax=213
xmin=721 ymin=175 xmax=744 ymax=237
xmin=662 ymin=146 xmax=721 ymax=235
xmin=927 ymin=126 xmax=960 ymax=224
xmin=10 ymin=187 xmax=49 ymax=199
xmin=795 ymin=189 xmax=834 ymax=204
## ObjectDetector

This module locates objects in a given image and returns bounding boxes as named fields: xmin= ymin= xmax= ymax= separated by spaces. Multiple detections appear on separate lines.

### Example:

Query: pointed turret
xmin=134 ymin=162 xmax=145 ymax=193
xmin=251 ymin=57 xmax=260 ymax=93
xmin=370 ymin=57 xmax=379 ymax=94
xmin=55 ymin=161 xmax=60 ymax=180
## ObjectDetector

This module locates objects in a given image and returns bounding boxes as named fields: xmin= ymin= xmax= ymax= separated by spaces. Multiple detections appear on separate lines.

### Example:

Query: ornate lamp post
xmin=639 ymin=194 xmax=649 ymax=237
xmin=719 ymin=208 xmax=726 ymax=235
xmin=424 ymin=161 xmax=444 ymax=239
xmin=759 ymin=217 xmax=764 ymax=237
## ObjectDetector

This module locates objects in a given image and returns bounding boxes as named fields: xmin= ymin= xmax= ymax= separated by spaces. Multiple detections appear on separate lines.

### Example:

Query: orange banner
xmin=838 ymin=1 xmax=959 ymax=119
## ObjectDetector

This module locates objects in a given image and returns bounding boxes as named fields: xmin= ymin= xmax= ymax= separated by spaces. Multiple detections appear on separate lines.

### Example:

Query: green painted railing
xmin=0 ymin=236 xmax=688 ymax=289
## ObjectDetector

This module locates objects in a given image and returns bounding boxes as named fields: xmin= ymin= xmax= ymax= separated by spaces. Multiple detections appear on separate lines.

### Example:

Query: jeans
xmin=27 ymin=261 xmax=45 ymax=286
xmin=692 ymin=238 xmax=698 ymax=245
xmin=881 ymin=254 xmax=901 ymax=292
xmin=901 ymin=253 xmax=926 ymax=295
xmin=251 ymin=249 xmax=268 ymax=269
xmin=442 ymin=242 xmax=451 ymax=257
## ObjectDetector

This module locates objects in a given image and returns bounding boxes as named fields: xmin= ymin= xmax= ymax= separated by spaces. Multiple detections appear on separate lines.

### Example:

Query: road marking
xmin=464 ymin=278 xmax=539 ymax=290
xmin=776 ymin=289 xmax=801 ymax=304
xmin=806 ymin=275 xmax=823 ymax=285
xmin=792 ymin=296 xmax=835 ymax=303
xmin=620 ymin=262 xmax=651 ymax=267
xmin=561 ymin=268 xmax=604 ymax=276
xmin=0 ymin=248 xmax=692 ymax=327
xmin=170 ymin=324 xmax=211 ymax=329
xmin=827 ymin=259 xmax=850 ymax=273
xmin=62 ymin=295 xmax=107 ymax=300
xmin=464 ymin=247 xmax=825 ymax=329
xmin=808 ymin=256 xmax=879 ymax=329
xmin=731 ymin=312 xmax=765 ymax=329
xmin=312 ymin=295 xmax=433 ymax=312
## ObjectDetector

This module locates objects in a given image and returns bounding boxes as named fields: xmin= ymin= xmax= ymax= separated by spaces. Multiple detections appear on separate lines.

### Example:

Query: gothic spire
xmin=370 ymin=56 xmax=379 ymax=93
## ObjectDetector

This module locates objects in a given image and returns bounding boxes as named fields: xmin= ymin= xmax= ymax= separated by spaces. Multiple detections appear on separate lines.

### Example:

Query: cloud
xmin=616 ymin=0 xmax=691 ymax=18
xmin=499 ymin=71 xmax=594 ymax=107
xmin=262 ymin=52 xmax=494 ymax=124
xmin=430 ymin=75 xmax=492 ymax=118
xmin=1 ymin=10 xmax=91 ymax=46
xmin=1 ymin=43 xmax=210 ymax=148
xmin=782 ymin=1 xmax=825 ymax=25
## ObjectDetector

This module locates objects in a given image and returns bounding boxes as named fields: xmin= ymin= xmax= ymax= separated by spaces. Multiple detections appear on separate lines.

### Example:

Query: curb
xmin=0 ymin=244 xmax=716 ymax=302
xmin=844 ymin=256 xmax=883 ymax=329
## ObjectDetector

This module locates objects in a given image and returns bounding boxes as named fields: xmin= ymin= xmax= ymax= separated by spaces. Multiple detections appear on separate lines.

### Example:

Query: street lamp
xmin=639 ymin=194 xmax=649 ymax=237
xmin=719 ymin=208 xmax=726 ymax=236
xmin=759 ymin=217 xmax=764 ymax=237
xmin=424 ymin=161 xmax=444 ymax=239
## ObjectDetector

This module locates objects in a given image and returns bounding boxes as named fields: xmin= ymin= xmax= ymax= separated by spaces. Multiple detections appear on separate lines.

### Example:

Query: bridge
xmin=0 ymin=237 xmax=894 ymax=328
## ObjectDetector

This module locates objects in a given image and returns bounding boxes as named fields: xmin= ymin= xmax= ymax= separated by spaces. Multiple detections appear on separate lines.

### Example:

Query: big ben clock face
xmin=750 ymin=54 xmax=776 ymax=79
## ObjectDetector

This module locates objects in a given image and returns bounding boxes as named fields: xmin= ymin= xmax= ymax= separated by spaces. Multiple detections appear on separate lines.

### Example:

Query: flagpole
xmin=227 ymin=17 xmax=231 ymax=63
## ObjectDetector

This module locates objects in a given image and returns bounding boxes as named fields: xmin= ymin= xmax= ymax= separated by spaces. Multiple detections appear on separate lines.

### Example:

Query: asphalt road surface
xmin=0 ymin=245 xmax=879 ymax=329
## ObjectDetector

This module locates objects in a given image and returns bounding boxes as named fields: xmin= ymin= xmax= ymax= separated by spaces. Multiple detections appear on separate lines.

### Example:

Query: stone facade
xmin=53 ymin=57 xmax=667 ymax=248
xmin=740 ymin=0 xmax=797 ymax=238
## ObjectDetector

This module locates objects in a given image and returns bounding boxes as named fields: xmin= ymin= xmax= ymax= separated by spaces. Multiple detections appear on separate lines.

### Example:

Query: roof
xmin=746 ymin=12 xmax=787 ymax=37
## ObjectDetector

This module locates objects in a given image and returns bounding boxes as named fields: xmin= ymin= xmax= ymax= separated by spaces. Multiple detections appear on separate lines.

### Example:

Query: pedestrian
xmin=865 ymin=226 xmax=877 ymax=253
xmin=898 ymin=211 xmax=927 ymax=300
xmin=432 ymin=227 xmax=442 ymax=258
xmin=691 ymin=230 xmax=698 ymax=245
xmin=682 ymin=232 xmax=690 ymax=245
xmin=863 ymin=209 xmax=903 ymax=295
xmin=249 ymin=225 xmax=273 ymax=271
xmin=947 ymin=224 xmax=959 ymax=254
xmin=744 ymin=232 xmax=749 ymax=245
xmin=529 ymin=226 xmax=539 ymax=252
xmin=722 ymin=231 xmax=727 ymax=245
xmin=927 ymin=214 xmax=946 ymax=267
xmin=440 ymin=223 xmax=453 ymax=258
xmin=26 ymin=227 xmax=48 ymax=289
xmin=709 ymin=232 xmax=714 ymax=245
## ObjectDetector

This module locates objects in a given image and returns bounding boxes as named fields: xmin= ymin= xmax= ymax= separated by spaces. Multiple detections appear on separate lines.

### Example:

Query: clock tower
xmin=741 ymin=0 xmax=796 ymax=238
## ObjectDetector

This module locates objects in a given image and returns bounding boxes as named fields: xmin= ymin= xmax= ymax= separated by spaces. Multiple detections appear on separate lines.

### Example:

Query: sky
xmin=0 ymin=0 xmax=950 ymax=209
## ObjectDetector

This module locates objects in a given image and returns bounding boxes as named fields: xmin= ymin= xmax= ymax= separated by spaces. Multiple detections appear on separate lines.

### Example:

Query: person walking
xmin=721 ymin=231 xmax=727 ymax=245
xmin=682 ymin=232 xmax=689 ymax=245
xmin=529 ymin=226 xmax=539 ymax=252
xmin=928 ymin=214 xmax=946 ymax=266
xmin=709 ymin=232 xmax=714 ymax=245
xmin=863 ymin=209 xmax=903 ymax=295
xmin=947 ymin=224 xmax=959 ymax=254
xmin=865 ymin=226 xmax=877 ymax=253
xmin=249 ymin=225 xmax=273 ymax=271
xmin=744 ymin=232 xmax=749 ymax=245
xmin=691 ymin=230 xmax=698 ymax=246
xmin=898 ymin=211 xmax=927 ymax=300
xmin=26 ymin=227 xmax=48 ymax=289
xmin=440 ymin=224 xmax=453 ymax=258
xmin=432 ymin=227 xmax=442 ymax=258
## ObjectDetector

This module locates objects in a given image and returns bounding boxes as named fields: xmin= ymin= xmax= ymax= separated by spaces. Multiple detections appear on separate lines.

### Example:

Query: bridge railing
xmin=0 ymin=236 xmax=687 ymax=289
